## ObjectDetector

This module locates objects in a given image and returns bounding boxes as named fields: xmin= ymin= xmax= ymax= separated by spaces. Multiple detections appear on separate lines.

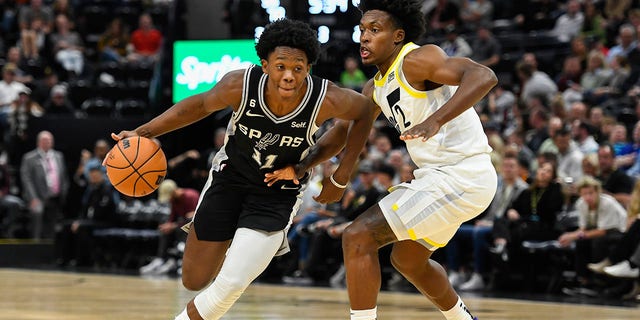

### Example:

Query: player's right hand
xmin=110 ymin=130 xmax=138 ymax=142
xmin=103 ymin=131 xmax=138 ymax=166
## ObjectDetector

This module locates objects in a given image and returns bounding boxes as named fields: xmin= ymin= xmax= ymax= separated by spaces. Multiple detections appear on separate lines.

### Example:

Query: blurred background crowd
xmin=2 ymin=0 xmax=640 ymax=304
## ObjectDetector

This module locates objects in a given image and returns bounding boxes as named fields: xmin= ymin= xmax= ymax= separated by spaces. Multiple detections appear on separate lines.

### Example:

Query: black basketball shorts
xmin=193 ymin=178 xmax=299 ymax=241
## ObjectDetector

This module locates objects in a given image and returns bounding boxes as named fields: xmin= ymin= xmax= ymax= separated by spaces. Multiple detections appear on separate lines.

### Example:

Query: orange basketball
xmin=105 ymin=136 xmax=167 ymax=197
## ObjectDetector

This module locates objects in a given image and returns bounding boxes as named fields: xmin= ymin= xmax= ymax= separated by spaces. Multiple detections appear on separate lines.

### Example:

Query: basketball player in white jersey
xmin=269 ymin=1 xmax=498 ymax=319
xmin=344 ymin=1 xmax=497 ymax=319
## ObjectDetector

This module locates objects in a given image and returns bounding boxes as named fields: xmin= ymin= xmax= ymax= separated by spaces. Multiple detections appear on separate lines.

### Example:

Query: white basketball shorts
xmin=379 ymin=153 xmax=497 ymax=250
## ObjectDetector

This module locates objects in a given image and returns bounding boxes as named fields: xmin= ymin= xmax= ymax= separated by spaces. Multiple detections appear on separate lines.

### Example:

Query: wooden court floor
xmin=0 ymin=268 xmax=637 ymax=319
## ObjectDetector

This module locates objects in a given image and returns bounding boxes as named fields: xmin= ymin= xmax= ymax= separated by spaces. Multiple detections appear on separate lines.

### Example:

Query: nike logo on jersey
xmin=246 ymin=110 xmax=264 ymax=117
xmin=281 ymin=185 xmax=299 ymax=190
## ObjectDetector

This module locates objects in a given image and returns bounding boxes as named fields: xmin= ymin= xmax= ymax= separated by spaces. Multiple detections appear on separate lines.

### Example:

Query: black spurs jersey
xmin=211 ymin=65 xmax=327 ymax=193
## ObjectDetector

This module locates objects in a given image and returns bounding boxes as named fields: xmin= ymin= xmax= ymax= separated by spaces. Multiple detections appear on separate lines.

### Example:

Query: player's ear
xmin=393 ymin=29 xmax=405 ymax=45
xmin=261 ymin=59 xmax=268 ymax=73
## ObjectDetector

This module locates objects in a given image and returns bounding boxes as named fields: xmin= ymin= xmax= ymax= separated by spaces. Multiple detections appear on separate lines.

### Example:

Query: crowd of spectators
xmin=2 ymin=0 xmax=640 ymax=303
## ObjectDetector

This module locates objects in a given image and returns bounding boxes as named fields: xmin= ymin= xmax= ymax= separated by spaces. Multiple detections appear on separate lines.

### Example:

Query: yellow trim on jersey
xmin=407 ymin=228 xmax=417 ymax=240
xmin=397 ymin=76 xmax=427 ymax=98
xmin=422 ymin=236 xmax=446 ymax=248
xmin=373 ymin=42 xmax=427 ymax=99
xmin=373 ymin=42 xmax=416 ymax=87
xmin=407 ymin=228 xmax=446 ymax=248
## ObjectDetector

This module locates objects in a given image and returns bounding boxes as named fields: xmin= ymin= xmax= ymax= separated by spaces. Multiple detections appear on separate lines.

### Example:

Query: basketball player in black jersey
xmin=110 ymin=19 xmax=375 ymax=320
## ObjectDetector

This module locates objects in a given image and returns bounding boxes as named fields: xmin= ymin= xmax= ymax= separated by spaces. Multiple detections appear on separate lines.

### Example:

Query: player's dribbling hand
xmin=110 ymin=130 xmax=138 ymax=142
xmin=399 ymin=119 xmax=440 ymax=142
xmin=313 ymin=177 xmax=346 ymax=204
xmin=103 ymin=131 xmax=139 ymax=166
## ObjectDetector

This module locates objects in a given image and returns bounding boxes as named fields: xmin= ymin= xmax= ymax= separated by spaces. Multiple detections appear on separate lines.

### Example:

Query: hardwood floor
xmin=0 ymin=268 xmax=637 ymax=319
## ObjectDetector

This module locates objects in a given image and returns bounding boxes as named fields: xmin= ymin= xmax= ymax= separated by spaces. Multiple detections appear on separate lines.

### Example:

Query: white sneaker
xmin=154 ymin=258 xmax=177 ymax=275
xmin=587 ymin=258 xmax=612 ymax=274
xmin=448 ymin=271 xmax=466 ymax=288
xmin=139 ymin=257 xmax=164 ymax=275
xmin=459 ymin=273 xmax=484 ymax=291
xmin=604 ymin=260 xmax=640 ymax=278
xmin=329 ymin=264 xmax=346 ymax=288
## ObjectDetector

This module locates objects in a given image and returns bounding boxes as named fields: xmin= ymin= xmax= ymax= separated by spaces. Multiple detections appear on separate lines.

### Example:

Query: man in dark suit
xmin=20 ymin=130 xmax=69 ymax=239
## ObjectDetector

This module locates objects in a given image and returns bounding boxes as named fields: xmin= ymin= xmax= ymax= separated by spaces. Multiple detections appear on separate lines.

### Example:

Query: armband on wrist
xmin=329 ymin=175 xmax=348 ymax=189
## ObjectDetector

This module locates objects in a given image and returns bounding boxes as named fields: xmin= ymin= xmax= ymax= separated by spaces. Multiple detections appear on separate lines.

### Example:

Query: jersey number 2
xmin=386 ymin=88 xmax=411 ymax=132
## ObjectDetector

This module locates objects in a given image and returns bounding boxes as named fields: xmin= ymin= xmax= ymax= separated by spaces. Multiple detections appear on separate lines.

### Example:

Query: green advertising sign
xmin=173 ymin=39 xmax=260 ymax=103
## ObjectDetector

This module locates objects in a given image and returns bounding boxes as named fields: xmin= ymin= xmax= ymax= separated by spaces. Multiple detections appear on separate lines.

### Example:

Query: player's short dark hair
xmin=358 ymin=0 xmax=426 ymax=43
xmin=255 ymin=19 xmax=320 ymax=64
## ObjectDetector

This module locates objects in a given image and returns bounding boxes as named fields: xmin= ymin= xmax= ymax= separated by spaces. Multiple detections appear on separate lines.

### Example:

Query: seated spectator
xmin=55 ymin=164 xmax=119 ymax=267
xmin=559 ymin=176 xmax=627 ymax=296
xmin=550 ymin=0 xmax=584 ymax=43
xmin=0 ymin=63 xmax=30 ymax=110
xmin=284 ymin=160 xmax=340 ymax=280
xmin=73 ymin=138 xmax=110 ymax=188
xmin=447 ymin=154 xmax=528 ymax=291
xmin=42 ymin=84 xmax=75 ymax=115
xmin=469 ymin=24 xmax=501 ymax=68
xmin=460 ymin=0 xmax=493 ymax=32
xmin=49 ymin=14 xmax=85 ymax=77
xmin=580 ymin=0 xmax=606 ymax=44
xmin=6 ymin=87 xmax=45 ymax=168
xmin=517 ymin=61 xmax=557 ymax=107
xmin=127 ymin=13 xmax=163 ymax=64
xmin=139 ymin=179 xmax=199 ymax=275
xmin=18 ymin=0 xmax=53 ymax=32
xmin=425 ymin=0 xmax=460 ymax=36
xmin=97 ymin=18 xmax=129 ymax=64
xmin=19 ymin=16 xmax=48 ymax=61
xmin=596 ymin=143 xmax=635 ymax=207
xmin=283 ymin=160 xmax=383 ymax=284
xmin=606 ymin=24 xmax=636 ymax=65
xmin=491 ymin=161 xmax=564 ymax=261
xmin=439 ymin=25 xmax=471 ymax=58
xmin=339 ymin=56 xmax=367 ymax=92
xmin=5 ymin=46 xmax=34 ymax=84
xmin=0 ymin=158 xmax=24 ymax=238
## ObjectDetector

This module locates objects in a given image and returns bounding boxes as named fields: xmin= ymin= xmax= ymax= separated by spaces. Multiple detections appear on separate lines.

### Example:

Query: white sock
xmin=174 ymin=308 xmax=189 ymax=320
xmin=441 ymin=297 xmax=474 ymax=320
xmin=350 ymin=307 xmax=377 ymax=320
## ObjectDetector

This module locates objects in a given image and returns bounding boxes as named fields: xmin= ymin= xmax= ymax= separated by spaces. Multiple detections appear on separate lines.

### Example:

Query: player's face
xmin=359 ymin=10 xmax=404 ymax=70
xmin=261 ymin=46 xmax=310 ymax=100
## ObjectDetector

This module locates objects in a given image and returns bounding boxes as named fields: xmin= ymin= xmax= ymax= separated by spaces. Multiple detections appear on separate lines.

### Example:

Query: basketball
xmin=105 ymin=136 xmax=167 ymax=197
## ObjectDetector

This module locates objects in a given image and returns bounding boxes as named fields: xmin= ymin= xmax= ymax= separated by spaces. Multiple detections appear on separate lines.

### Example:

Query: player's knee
xmin=182 ymin=274 xmax=210 ymax=291
xmin=342 ymin=223 xmax=376 ymax=253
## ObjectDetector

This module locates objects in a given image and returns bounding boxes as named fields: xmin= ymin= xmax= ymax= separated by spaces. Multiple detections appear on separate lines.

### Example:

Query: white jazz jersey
xmin=372 ymin=42 xmax=492 ymax=172
xmin=373 ymin=42 xmax=497 ymax=249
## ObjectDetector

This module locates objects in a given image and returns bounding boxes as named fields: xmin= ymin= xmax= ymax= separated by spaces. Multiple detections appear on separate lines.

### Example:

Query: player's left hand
xmin=264 ymin=165 xmax=299 ymax=186
xmin=399 ymin=118 xmax=440 ymax=142
xmin=313 ymin=177 xmax=346 ymax=203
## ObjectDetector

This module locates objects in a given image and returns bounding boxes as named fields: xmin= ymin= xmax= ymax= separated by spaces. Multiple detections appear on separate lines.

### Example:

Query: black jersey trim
xmin=233 ymin=65 xmax=254 ymax=122
xmin=306 ymin=78 xmax=328 ymax=145
xmin=257 ymin=73 xmax=313 ymax=124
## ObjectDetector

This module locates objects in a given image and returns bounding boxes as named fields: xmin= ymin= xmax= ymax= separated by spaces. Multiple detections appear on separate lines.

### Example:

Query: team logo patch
xmin=255 ymin=133 xmax=280 ymax=150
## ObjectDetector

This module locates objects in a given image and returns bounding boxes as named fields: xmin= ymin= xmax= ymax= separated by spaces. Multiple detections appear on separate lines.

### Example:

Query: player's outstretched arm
xmin=313 ymin=81 xmax=377 ymax=203
xmin=399 ymin=45 xmax=497 ymax=141
xmin=111 ymin=70 xmax=245 ymax=140
xmin=264 ymin=119 xmax=350 ymax=186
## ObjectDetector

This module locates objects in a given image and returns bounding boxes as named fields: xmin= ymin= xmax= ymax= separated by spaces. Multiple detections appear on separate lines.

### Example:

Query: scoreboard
xmin=258 ymin=0 xmax=363 ymax=44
